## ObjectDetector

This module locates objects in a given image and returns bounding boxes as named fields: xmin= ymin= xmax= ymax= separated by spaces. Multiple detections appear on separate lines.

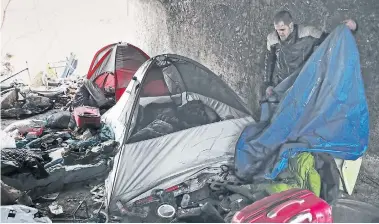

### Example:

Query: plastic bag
xmin=1 ymin=130 xmax=16 ymax=149
xmin=45 ymin=111 xmax=72 ymax=129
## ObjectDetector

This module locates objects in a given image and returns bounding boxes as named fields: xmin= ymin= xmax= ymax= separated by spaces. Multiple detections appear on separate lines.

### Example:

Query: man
xmin=262 ymin=10 xmax=357 ymax=97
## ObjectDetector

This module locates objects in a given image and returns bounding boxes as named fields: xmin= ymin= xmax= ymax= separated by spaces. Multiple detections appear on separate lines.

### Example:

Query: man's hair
xmin=274 ymin=10 xmax=293 ymax=25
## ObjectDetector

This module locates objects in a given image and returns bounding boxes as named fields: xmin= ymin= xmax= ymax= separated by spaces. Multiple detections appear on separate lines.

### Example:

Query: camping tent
xmin=102 ymin=54 xmax=254 ymax=214
xmin=86 ymin=42 xmax=150 ymax=101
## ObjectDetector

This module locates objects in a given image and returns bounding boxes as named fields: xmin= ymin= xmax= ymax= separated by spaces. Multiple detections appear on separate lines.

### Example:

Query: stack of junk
xmin=1 ymin=108 xmax=118 ymax=222
xmin=1 ymin=53 xmax=81 ymax=119
xmin=0 ymin=42 xmax=149 ymax=222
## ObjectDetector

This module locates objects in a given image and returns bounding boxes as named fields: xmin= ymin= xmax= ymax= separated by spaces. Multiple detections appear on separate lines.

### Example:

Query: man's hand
xmin=343 ymin=19 xmax=357 ymax=31
xmin=266 ymin=86 xmax=274 ymax=97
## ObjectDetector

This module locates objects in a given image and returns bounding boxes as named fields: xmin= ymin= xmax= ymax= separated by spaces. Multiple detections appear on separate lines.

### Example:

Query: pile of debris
xmin=1 ymin=77 xmax=83 ymax=119
xmin=1 ymin=106 xmax=118 ymax=222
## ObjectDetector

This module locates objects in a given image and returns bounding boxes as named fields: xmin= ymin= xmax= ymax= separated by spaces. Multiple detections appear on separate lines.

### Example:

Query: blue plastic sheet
xmin=234 ymin=25 xmax=369 ymax=182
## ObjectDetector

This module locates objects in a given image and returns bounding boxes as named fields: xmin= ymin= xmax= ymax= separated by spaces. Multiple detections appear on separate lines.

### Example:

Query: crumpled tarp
xmin=234 ymin=25 xmax=369 ymax=182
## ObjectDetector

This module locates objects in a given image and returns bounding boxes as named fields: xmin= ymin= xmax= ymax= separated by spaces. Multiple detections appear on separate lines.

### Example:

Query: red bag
xmin=25 ymin=127 xmax=44 ymax=136
xmin=231 ymin=189 xmax=332 ymax=223
xmin=73 ymin=106 xmax=101 ymax=129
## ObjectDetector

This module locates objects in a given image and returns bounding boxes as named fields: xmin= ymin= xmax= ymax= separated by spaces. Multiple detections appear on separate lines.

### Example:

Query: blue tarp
xmin=234 ymin=25 xmax=369 ymax=182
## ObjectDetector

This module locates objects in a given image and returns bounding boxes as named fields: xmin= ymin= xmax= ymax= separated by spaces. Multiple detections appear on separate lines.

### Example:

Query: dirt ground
xmin=33 ymin=178 xmax=105 ymax=223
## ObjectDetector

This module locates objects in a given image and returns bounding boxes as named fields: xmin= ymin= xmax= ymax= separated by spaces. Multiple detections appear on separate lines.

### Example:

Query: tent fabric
xmin=105 ymin=116 xmax=254 ymax=212
xmin=86 ymin=42 xmax=150 ymax=101
xmin=234 ymin=25 xmax=369 ymax=182
xmin=184 ymin=92 xmax=249 ymax=119
xmin=87 ymin=44 xmax=116 ymax=79
xmin=102 ymin=54 xmax=253 ymax=143
xmin=137 ymin=93 xmax=248 ymax=120
xmin=102 ymin=54 xmax=255 ymax=213
xmin=88 ymin=47 xmax=115 ymax=81
xmin=140 ymin=65 xmax=170 ymax=97
xmin=157 ymin=56 xmax=251 ymax=115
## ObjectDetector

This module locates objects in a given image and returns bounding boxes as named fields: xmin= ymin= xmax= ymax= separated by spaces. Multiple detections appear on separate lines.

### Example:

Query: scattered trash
xmin=80 ymin=128 xmax=93 ymax=140
xmin=1 ymin=93 xmax=53 ymax=119
xmin=1 ymin=205 xmax=52 ymax=223
xmin=25 ymin=131 xmax=71 ymax=149
xmin=90 ymin=184 xmax=105 ymax=204
xmin=16 ymin=191 xmax=34 ymax=206
xmin=44 ymin=148 xmax=65 ymax=169
xmin=73 ymin=199 xmax=90 ymax=221
xmin=1 ymin=88 xmax=18 ymax=109
xmin=48 ymin=202 xmax=64 ymax=215
xmin=0 ymin=46 xmax=141 ymax=223
xmin=38 ymin=193 xmax=60 ymax=202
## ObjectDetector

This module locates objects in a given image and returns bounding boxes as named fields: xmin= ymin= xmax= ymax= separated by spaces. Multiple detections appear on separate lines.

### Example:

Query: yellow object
xmin=46 ymin=64 xmax=58 ymax=78
xmin=29 ymin=64 xmax=58 ymax=87
xmin=265 ymin=153 xmax=321 ymax=197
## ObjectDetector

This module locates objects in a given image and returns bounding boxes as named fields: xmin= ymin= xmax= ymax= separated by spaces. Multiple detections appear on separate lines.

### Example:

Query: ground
xmin=33 ymin=178 xmax=105 ymax=223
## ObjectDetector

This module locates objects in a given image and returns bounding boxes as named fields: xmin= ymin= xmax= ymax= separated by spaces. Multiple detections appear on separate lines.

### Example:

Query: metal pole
xmin=0 ymin=68 xmax=28 ymax=83
xmin=26 ymin=61 xmax=31 ymax=82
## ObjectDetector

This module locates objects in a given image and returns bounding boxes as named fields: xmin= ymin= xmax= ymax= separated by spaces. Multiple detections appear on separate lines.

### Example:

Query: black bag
xmin=45 ymin=111 xmax=72 ymax=129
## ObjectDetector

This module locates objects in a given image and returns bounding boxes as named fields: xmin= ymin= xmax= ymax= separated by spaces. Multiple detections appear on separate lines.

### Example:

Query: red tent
xmin=86 ymin=42 xmax=150 ymax=101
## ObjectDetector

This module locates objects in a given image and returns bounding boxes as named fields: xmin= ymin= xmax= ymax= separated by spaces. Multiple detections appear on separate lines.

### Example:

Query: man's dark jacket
xmin=263 ymin=24 xmax=328 ymax=90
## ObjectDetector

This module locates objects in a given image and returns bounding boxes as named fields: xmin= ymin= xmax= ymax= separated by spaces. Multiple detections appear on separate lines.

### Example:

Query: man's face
xmin=274 ymin=21 xmax=293 ymax=41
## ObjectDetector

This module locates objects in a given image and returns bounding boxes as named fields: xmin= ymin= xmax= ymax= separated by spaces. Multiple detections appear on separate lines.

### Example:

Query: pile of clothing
xmin=1 ymin=111 xmax=116 ymax=180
